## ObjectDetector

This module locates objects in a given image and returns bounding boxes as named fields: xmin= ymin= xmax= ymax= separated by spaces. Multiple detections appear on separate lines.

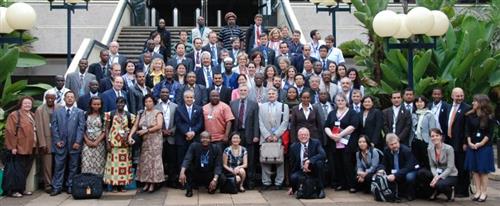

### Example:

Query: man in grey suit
xmin=175 ymin=72 xmax=208 ymax=107
xmin=259 ymin=88 xmax=289 ymax=190
xmin=155 ymin=88 xmax=179 ymax=187
xmin=65 ymin=58 xmax=96 ymax=99
xmin=230 ymin=85 xmax=260 ymax=189
xmin=50 ymin=91 xmax=85 ymax=196
xmin=248 ymin=73 xmax=268 ymax=105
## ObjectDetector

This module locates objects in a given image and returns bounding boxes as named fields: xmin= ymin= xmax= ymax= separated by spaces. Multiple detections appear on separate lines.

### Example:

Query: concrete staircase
xmin=117 ymin=26 xmax=246 ymax=62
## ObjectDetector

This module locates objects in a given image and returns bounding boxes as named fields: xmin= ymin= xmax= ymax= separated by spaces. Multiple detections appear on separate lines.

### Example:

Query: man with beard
xmin=202 ymin=91 xmax=234 ymax=149
xmin=208 ymin=72 xmax=232 ymax=104
xmin=248 ymin=73 xmax=268 ymax=104
xmin=219 ymin=12 xmax=245 ymax=50
xmin=191 ymin=16 xmax=212 ymax=46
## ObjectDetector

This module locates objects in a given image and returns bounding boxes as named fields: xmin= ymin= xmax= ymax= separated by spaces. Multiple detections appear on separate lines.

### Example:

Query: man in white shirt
xmin=309 ymin=29 xmax=325 ymax=59
xmin=324 ymin=34 xmax=345 ymax=64
xmin=44 ymin=75 xmax=71 ymax=106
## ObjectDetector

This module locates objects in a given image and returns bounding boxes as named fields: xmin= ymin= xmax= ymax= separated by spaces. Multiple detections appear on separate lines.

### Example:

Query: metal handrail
xmin=66 ymin=0 xmax=131 ymax=76
xmin=277 ymin=0 xmax=306 ymax=44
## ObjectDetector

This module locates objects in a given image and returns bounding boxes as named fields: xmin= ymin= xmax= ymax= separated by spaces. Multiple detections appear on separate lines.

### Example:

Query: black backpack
xmin=296 ymin=175 xmax=321 ymax=199
xmin=220 ymin=175 xmax=238 ymax=194
xmin=371 ymin=171 xmax=396 ymax=202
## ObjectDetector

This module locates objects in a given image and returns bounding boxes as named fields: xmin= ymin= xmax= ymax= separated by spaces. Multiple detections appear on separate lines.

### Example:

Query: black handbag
xmin=1 ymin=151 xmax=26 ymax=195
xmin=220 ymin=175 xmax=238 ymax=194
xmin=72 ymin=173 xmax=103 ymax=199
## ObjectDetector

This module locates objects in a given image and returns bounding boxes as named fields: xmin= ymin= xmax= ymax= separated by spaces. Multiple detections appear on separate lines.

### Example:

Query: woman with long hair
xmin=411 ymin=96 xmax=437 ymax=168
xmin=264 ymin=65 xmax=277 ymax=88
xmin=175 ymin=63 xmax=187 ymax=85
xmin=346 ymin=68 xmax=365 ymax=96
xmin=81 ymin=97 xmax=107 ymax=175
xmin=146 ymin=58 xmax=165 ymax=88
xmin=355 ymin=135 xmax=383 ymax=193
xmin=122 ymin=61 xmax=137 ymax=88
xmin=250 ymin=51 xmax=265 ymax=73
xmin=281 ymin=66 xmax=297 ymax=91
xmin=268 ymin=28 xmax=282 ymax=56
xmin=359 ymin=96 xmax=384 ymax=150
xmin=464 ymin=94 xmax=496 ymax=202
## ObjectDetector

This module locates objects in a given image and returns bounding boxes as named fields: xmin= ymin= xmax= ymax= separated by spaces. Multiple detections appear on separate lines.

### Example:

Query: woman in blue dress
xmin=464 ymin=94 xmax=496 ymax=202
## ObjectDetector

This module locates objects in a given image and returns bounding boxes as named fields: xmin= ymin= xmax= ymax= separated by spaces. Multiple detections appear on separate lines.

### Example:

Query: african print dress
xmin=136 ymin=109 xmax=165 ymax=183
xmin=103 ymin=112 xmax=136 ymax=186
xmin=81 ymin=115 xmax=106 ymax=175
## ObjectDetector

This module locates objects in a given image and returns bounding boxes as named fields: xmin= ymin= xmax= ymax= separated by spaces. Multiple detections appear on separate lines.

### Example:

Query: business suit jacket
xmin=135 ymin=63 xmax=151 ymax=75
xmin=290 ymin=104 xmax=322 ymax=143
xmin=35 ymin=104 xmax=60 ymax=152
xmin=186 ymin=49 xmax=204 ymax=67
xmin=248 ymin=86 xmax=268 ymax=104
xmin=245 ymin=24 xmax=268 ymax=54
xmin=445 ymin=102 xmax=471 ymax=151
xmin=175 ymin=84 xmax=208 ymax=107
xmin=77 ymin=93 xmax=101 ymax=112
xmin=88 ymin=62 xmax=108 ymax=81
xmin=428 ymin=101 xmax=450 ymax=136
xmin=383 ymin=106 xmax=412 ymax=146
xmin=229 ymin=49 xmax=242 ymax=64
xmin=174 ymin=104 xmax=204 ymax=145
xmin=202 ymin=44 xmax=222 ymax=63
xmin=259 ymin=101 xmax=289 ymax=144
xmin=65 ymin=71 xmax=96 ymax=98
xmin=382 ymin=144 xmax=417 ymax=180
xmin=359 ymin=109 xmax=384 ymax=148
xmin=128 ymin=84 xmax=151 ymax=114
xmin=292 ymin=55 xmax=317 ymax=74
xmin=102 ymin=89 xmax=129 ymax=112
xmin=317 ymin=58 xmax=334 ymax=71
xmin=230 ymin=99 xmax=260 ymax=145
xmin=51 ymin=106 xmax=86 ymax=154
xmin=427 ymin=143 xmax=458 ymax=179
xmin=195 ymin=67 xmax=217 ymax=88
xmin=289 ymin=138 xmax=326 ymax=174
xmin=138 ymin=52 xmax=164 ymax=65
xmin=313 ymin=102 xmax=334 ymax=146
xmin=167 ymin=56 xmax=195 ymax=72
xmin=155 ymin=101 xmax=178 ymax=144
xmin=209 ymin=85 xmax=232 ymax=104
xmin=192 ymin=26 xmax=213 ymax=46
xmin=251 ymin=46 xmax=276 ymax=66
xmin=108 ymin=54 xmax=127 ymax=73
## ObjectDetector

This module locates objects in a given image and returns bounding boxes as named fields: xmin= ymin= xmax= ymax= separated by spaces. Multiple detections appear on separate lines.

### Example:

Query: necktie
xmin=79 ymin=74 xmax=85 ymax=96
xmin=302 ymin=143 xmax=309 ymax=166
xmin=406 ymin=104 xmax=412 ymax=113
xmin=322 ymin=59 xmax=327 ymax=70
xmin=216 ymin=86 xmax=221 ymax=93
xmin=256 ymin=26 xmax=261 ymax=46
xmin=238 ymin=100 xmax=245 ymax=129
xmin=211 ymin=46 xmax=216 ymax=59
xmin=188 ymin=107 xmax=192 ymax=120
xmin=117 ymin=91 xmax=121 ymax=97
xmin=207 ymin=68 xmax=213 ymax=87
xmin=56 ymin=91 xmax=62 ymax=104
xmin=66 ymin=108 xmax=71 ymax=118
xmin=196 ymin=51 xmax=201 ymax=65
xmin=355 ymin=105 xmax=360 ymax=113
xmin=448 ymin=104 xmax=458 ymax=137
xmin=323 ymin=104 xmax=328 ymax=115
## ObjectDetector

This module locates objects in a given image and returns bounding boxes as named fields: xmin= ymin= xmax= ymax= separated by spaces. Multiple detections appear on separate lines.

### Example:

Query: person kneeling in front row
xmin=288 ymin=127 xmax=326 ymax=198
xmin=179 ymin=131 xmax=222 ymax=197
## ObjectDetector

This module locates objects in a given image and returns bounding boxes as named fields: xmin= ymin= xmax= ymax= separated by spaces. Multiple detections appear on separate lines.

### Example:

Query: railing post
xmin=173 ymin=8 xmax=179 ymax=27
xmin=195 ymin=8 xmax=201 ymax=25
xmin=151 ymin=7 xmax=157 ymax=26
xmin=217 ymin=10 xmax=221 ymax=27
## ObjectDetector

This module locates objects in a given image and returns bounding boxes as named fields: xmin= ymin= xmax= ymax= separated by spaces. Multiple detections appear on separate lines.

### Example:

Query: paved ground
xmin=1 ymin=180 xmax=500 ymax=206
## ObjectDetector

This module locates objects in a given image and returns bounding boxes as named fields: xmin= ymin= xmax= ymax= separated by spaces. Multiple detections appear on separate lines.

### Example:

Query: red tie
xmin=238 ymin=100 xmax=245 ymax=129
xmin=256 ymin=26 xmax=261 ymax=46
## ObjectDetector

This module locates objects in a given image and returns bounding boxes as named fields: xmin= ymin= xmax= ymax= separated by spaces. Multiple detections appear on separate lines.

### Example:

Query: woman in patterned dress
xmin=222 ymin=132 xmax=248 ymax=192
xmin=129 ymin=94 xmax=164 ymax=193
xmin=81 ymin=97 xmax=106 ymax=175
xmin=104 ymin=97 xmax=135 ymax=192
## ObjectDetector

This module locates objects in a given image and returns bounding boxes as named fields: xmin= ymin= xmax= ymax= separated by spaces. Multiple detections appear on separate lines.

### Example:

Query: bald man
xmin=102 ymin=76 xmax=129 ymax=112
xmin=446 ymin=87 xmax=471 ymax=197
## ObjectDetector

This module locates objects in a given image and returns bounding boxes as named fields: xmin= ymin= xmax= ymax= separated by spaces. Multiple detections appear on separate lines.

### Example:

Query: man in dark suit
xmin=403 ymin=88 xmax=416 ymax=114
xmin=314 ymin=90 xmax=334 ymax=145
xmin=167 ymin=43 xmax=194 ymax=71
xmin=349 ymin=89 xmax=363 ymax=114
xmin=186 ymin=37 xmax=204 ymax=71
xmin=383 ymin=91 xmax=412 ymax=146
xmin=195 ymin=51 xmax=219 ymax=88
xmin=230 ymin=85 xmax=260 ymax=189
xmin=136 ymin=52 xmax=153 ymax=75
xmin=127 ymin=71 xmax=150 ymax=114
xmin=102 ymin=76 xmax=129 ymax=112
xmin=383 ymin=133 xmax=418 ymax=201
xmin=175 ymin=72 xmax=208 ymax=107
xmin=288 ymin=30 xmax=304 ymax=56
xmin=245 ymin=14 xmax=267 ymax=54
xmin=446 ymin=87 xmax=471 ymax=197
xmin=50 ymin=91 xmax=85 ymax=196
xmin=292 ymin=44 xmax=317 ymax=74
xmin=138 ymin=41 xmax=164 ymax=66
xmin=274 ymin=42 xmax=293 ymax=68
xmin=317 ymin=45 xmax=334 ymax=71
xmin=202 ymin=32 xmax=222 ymax=69
xmin=99 ymin=63 xmax=127 ymax=93
xmin=88 ymin=49 xmax=110 ymax=81
xmin=179 ymin=131 xmax=221 ymax=197
xmin=228 ymin=38 xmax=242 ymax=66
xmin=174 ymin=89 xmax=204 ymax=177
xmin=155 ymin=88 xmax=178 ymax=188
xmin=77 ymin=80 xmax=100 ymax=112
xmin=209 ymin=72 xmax=232 ymax=104
xmin=289 ymin=127 xmax=326 ymax=198
xmin=428 ymin=87 xmax=450 ymax=133
xmin=250 ymin=33 xmax=275 ymax=66
xmin=107 ymin=41 xmax=127 ymax=71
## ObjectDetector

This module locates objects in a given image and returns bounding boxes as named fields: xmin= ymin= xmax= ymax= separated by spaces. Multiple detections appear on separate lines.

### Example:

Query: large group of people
xmin=1 ymin=11 xmax=496 ymax=204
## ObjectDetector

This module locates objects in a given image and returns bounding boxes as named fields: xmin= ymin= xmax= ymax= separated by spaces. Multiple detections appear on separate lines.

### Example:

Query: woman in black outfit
xmin=359 ymin=96 xmax=384 ymax=150
xmin=324 ymin=94 xmax=359 ymax=193
xmin=464 ymin=94 xmax=496 ymax=202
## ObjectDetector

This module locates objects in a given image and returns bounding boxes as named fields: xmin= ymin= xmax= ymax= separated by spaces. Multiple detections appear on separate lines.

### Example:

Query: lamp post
xmin=0 ymin=3 xmax=37 ymax=47
xmin=311 ymin=0 xmax=352 ymax=46
xmin=48 ymin=0 xmax=90 ymax=67
xmin=372 ymin=7 xmax=449 ymax=89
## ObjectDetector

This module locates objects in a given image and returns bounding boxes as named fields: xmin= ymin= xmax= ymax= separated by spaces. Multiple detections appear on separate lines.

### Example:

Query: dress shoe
xmin=318 ymin=190 xmax=326 ymax=199
xmin=478 ymin=195 xmax=487 ymax=202
xmin=185 ymin=189 xmax=193 ymax=197
xmin=446 ymin=187 xmax=455 ymax=202
xmin=66 ymin=188 xmax=72 ymax=194
xmin=50 ymin=190 xmax=61 ymax=196
xmin=275 ymin=185 xmax=283 ymax=190
xmin=261 ymin=185 xmax=271 ymax=191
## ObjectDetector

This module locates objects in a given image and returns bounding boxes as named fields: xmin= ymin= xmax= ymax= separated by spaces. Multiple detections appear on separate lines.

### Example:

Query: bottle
xmin=332 ymin=121 xmax=345 ymax=149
